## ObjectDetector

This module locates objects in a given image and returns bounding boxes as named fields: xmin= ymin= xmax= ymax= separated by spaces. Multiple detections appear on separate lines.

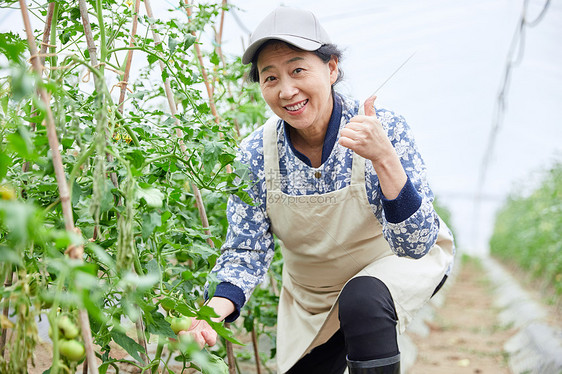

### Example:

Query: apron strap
xmin=263 ymin=116 xmax=281 ymax=192
xmin=262 ymin=109 xmax=366 ymax=190
xmin=351 ymin=152 xmax=366 ymax=186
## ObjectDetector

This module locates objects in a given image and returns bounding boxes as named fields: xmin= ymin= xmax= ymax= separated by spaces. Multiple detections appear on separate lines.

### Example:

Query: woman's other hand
xmin=174 ymin=296 xmax=234 ymax=349
xmin=177 ymin=318 xmax=217 ymax=349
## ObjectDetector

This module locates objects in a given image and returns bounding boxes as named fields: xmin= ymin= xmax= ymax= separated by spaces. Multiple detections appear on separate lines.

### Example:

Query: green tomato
xmin=40 ymin=293 xmax=54 ymax=309
xmin=59 ymin=339 xmax=85 ymax=361
xmin=58 ymin=316 xmax=80 ymax=339
xmin=170 ymin=317 xmax=192 ymax=335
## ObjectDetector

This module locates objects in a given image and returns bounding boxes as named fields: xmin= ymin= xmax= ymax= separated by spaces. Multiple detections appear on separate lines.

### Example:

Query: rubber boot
xmin=346 ymin=353 xmax=400 ymax=374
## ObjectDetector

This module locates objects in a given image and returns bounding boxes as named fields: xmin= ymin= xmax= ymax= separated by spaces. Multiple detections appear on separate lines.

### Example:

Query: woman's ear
xmin=329 ymin=56 xmax=339 ymax=85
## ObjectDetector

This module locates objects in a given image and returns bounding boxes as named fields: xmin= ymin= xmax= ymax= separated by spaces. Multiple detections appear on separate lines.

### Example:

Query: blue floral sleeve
xmin=365 ymin=109 xmax=440 ymax=259
xmin=210 ymin=128 xmax=276 ymax=303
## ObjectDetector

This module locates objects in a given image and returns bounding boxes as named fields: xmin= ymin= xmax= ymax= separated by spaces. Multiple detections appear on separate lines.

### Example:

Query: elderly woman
xmin=181 ymin=7 xmax=455 ymax=374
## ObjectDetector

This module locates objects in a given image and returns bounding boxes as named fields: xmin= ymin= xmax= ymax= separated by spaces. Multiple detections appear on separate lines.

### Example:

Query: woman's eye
xmin=264 ymin=76 xmax=276 ymax=82
xmin=293 ymin=68 xmax=303 ymax=74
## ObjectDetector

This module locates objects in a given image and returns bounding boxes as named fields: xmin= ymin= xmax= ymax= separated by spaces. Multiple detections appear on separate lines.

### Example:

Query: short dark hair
xmin=248 ymin=40 xmax=344 ymax=85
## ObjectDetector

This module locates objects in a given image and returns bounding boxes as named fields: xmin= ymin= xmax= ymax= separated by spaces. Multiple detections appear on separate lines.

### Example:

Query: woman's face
xmin=257 ymin=42 xmax=338 ymax=133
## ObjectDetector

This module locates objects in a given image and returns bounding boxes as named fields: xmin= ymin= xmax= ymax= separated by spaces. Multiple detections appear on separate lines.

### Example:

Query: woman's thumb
xmin=363 ymin=95 xmax=377 ymax=117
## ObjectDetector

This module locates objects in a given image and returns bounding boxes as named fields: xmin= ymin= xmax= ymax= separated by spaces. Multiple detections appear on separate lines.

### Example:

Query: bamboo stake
xmin=185 ymin=2 xmax=220 ymax=126
xmin=19 ymin=2 xmax=98 ymax=373
xmin=117 ymin=0 xmax=141 ymax=114
xmin=78 ymin=0 xmax=98 ymax=67
xmin=21 ymin=3 xmax=72 ymax=231
xmin=217 ymin=0 xmax=227 ymax=54
xmin=143 ymin=0 xmax=214 ymax=248
xmin=39 ymin=3 xmax=56 ymax=66
xmin=214 ymin=0 xmax=241 ymax=138
xmin=23 ymin=2 xmax=56 ymax=173
xmin=0 ymin=270 xmax=14 ymax=357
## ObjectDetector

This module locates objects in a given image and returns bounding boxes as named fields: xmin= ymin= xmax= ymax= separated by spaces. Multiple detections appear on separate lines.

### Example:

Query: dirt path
xmin=408 ymin=257 xmax=517 ymax=374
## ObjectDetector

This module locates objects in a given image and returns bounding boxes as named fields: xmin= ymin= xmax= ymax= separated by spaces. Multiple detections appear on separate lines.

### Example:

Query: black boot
xmin=346 ymin=353 xmax=400 ymax=374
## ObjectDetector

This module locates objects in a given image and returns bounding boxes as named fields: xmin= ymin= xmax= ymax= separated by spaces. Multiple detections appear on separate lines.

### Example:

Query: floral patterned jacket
xmin=208 ymin=93 xmax=445 ymax=321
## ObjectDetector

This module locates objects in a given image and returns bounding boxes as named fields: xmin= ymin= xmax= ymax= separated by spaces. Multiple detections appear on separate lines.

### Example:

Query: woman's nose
xmin=279 ymin=80 xmax=298 ymax=100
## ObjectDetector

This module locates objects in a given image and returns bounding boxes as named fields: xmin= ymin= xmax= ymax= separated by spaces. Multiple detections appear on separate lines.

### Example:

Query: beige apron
xmin=262 ymin=116 xmax=455 ymax=373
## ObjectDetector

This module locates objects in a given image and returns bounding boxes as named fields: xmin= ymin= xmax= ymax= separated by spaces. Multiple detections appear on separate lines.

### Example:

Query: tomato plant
xmin=490 ymin=161 xmax=562 ymax=297
xmin=0 ymin=1 xmax=271 ymax=373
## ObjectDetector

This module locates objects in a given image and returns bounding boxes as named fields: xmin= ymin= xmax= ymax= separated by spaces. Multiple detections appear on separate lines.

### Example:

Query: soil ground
xmin=408 ymin=257 xmax=517 ymax=374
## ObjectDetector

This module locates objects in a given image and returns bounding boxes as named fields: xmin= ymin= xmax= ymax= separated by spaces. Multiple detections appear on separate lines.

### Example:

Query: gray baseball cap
xmin=242 ymin=7 xmax=332 ymax=65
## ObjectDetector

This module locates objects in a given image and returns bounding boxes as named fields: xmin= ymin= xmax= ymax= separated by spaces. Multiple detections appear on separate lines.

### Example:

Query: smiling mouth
xmin=284 ymin=99 xmax=308 ymax=112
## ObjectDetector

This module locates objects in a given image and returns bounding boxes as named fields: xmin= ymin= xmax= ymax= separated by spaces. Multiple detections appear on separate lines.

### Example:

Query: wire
xmin=474 ymin=0 xmax=551 ymax=244
xmin=478 ymin=0 xmax=551 ymax=192
xmin=230 ymin=7 xmax=251 ymax=36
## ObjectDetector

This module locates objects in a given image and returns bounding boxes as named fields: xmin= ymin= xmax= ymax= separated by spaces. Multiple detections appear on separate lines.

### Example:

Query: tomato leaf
xmin=0 ymin=32 xmax=26 ymax=61
xmin=141 ymin=211 xmax=161 ymax=239
xmin=136 ymin=186 xmax=164 ymax=208
xmin=145 ymin=310 xmax=176 ymax=339
xmin=110 ymin=329 xmax=146 ymax=363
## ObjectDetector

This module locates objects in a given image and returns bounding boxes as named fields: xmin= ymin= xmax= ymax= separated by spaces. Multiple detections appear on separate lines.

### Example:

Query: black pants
xmin=286 ymin=275 xmax=447 ymax=374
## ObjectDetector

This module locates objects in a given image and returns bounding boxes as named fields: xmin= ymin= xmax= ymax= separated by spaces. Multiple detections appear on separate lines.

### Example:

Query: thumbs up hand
xmin=339 ymin=95 xmax=407 ymax=199
xmin=339 ymin=95 xmax=395 ymax=165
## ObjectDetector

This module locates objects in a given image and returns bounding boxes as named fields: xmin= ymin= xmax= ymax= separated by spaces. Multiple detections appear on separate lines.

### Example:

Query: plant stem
xmin=47 ymin=2 xmax=58 ymax=70
xmin=151 ymin=337 xmax=165 ymax=374
xmin=68 ymin=142 xmax=96 ymax=186
xmin=251 ymin=325 xmax=262 ymax=374
xmin=122 ymin=124 xmax=141 ymax=147
xmin=91 ymin=0 xmax=120 ymax=206
xmin=95 ymin=0 xmax=107 ymax=67
xmin=225 ymin=322 xmax=237 ymax=374
xmin=135 ymin=317 xmax=149 ymax=365
xmin=269 ymin=272 xmax=279 ymax=297
xmin=133 ymin=231 xmax=149 ymax=364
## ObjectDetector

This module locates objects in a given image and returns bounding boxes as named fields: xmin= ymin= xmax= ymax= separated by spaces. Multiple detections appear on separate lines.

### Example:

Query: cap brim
xmin=242 ymin=35 xmax=323 ymax=64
